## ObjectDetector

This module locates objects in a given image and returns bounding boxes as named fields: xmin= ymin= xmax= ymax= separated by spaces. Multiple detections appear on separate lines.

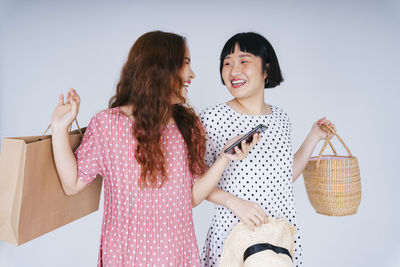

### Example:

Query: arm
xmin=52 ymin=129 xmax=87 ymax=195
xmin=206 ymin=187 xmax=268 ymax=230
xmin=191 ymin=133 xmax=261 ymax=207
xmin=51 ymin=88 xmax=87 ymax=195
xmin=292 ymin=117 xmax=335 ymax=183
xmin=191 ymin=155 xmax=230 ymax=207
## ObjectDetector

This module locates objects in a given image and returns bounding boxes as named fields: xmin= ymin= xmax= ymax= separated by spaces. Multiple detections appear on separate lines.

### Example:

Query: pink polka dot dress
xmin=74 ymin=107 xmax=201 ymax=267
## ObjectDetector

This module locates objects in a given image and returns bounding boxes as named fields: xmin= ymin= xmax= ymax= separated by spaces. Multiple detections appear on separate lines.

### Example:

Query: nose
xmin=230 ymin=62 xmax=242 ymax=77
xmin=189 ymin=66 xmax=195 ymax=79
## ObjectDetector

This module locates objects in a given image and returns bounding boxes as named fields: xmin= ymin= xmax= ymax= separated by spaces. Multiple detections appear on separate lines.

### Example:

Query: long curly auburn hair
xmin=109 ymin=31 xmax=206 ymax=188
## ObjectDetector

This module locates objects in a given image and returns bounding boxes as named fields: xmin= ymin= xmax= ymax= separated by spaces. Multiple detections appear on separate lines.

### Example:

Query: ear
xmin=263 ymin=63 xmax=270 ymax=79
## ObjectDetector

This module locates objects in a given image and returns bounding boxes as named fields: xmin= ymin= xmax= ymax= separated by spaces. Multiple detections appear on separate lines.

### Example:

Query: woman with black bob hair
xmin=219 ymin=32 xmax=283 ymax=89
xmin=200 ymin=32 xmax=335 ymax=266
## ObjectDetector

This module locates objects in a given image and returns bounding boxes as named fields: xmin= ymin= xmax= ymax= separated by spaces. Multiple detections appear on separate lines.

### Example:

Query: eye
xmin=223 ymin=61 xmax=231 ymax=66
xmin=241 ymin=60 xmax=248 ymax=64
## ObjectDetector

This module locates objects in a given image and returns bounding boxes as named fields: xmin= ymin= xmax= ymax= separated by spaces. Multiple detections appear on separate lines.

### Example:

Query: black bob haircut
xmin=219 ymin=32 xmax=283 ymax=88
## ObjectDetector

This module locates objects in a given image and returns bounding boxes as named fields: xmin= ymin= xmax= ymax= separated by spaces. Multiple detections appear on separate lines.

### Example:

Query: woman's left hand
xmin=311 ymin=117 xmax=336 ymax=141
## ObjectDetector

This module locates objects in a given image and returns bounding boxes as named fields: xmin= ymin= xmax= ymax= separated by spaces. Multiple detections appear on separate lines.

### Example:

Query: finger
xmin=317 ymin=117 xmax=326 ymax=125
xmin=71 ymin=97 xmax=78 ymax=115
xmin=250 ymin=214 xmax=262 ymax=226
xmin=246 ymin=133 xmax=260 ymax=150
xmin=66 ymin=92 xmax=71 ymax=104
xmin=58 ymin=93 xmax=64 ymax=105
xmin=240 ymin=139 xmax=249 ymax=154
xmin=74 ymin=91 xmax=81 ymax=103
xmin=71 ymin=90 xmax=80 ymax=103
xmin=262 ymin=213 xmax=269 ymax=223
xmin=254 ymin=202 xmax=265 ymax=217
xmin=250 ymin=133 xmax=261 ymax=146
xmin=326 ymin=120 xmax=333 ymax=126
xmin=243 ymin=218 xmax=255 ymax=231
xmin=240 ymin=135 xmax=256 ymax=153
xmin=70 ymin=88 xmax=77 ymax=96
xmin=321 ymin=120 xmax=335 ymax=131
xmin=234 ymin=146 xmax=242 ymax=155
xmin=253 ymin=213 xmax=265 ymax=225
xmin=255 ymin=204 xmax=268 ymax=222
xmin=251 ymin=214 xmax=262 ymax=225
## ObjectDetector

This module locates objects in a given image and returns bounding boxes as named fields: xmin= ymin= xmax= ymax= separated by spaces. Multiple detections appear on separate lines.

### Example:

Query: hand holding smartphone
xmin=224 ymin=124 xmax=267 ymax=154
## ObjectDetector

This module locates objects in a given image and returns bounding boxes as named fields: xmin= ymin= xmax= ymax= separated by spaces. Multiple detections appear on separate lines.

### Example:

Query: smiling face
xmin=222 ymin=43 xmax=267 ymax=99
xmin=170 ymin=46 xmax=195 ymax=104
xmin=178 ymin=46 xmax=195 ymax=101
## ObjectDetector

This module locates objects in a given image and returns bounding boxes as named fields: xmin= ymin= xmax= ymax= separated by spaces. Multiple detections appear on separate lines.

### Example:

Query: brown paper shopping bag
xmin=0 ymin=123 xmax=103 ymax=246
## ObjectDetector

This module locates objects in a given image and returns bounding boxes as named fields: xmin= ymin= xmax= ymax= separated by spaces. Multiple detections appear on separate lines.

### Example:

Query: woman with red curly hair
xmin=50 ymin=31 xmax=259 ymax=266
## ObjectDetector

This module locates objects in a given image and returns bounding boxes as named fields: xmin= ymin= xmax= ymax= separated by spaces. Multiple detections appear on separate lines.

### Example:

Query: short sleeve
xmin=199 ymin=110 xmax=219 ymax=168
xmin=74 ymin=116 xmax=102 ymax=184
xmin=285 ymin=112 xmax=292 ymax=138
xmin=283 ymin=111 xmax=294 ymax=157
xmin=286 ymin=115 xmax=292 ymax=137
xmin=204 ymin=134 xmax=218 ymax=167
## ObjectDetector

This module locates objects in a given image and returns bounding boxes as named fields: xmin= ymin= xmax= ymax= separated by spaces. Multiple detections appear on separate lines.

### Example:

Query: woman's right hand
xmin=51 ymin=88 xmax=81 ymax=133
xmin=221 ymin=133 xmax=261 ymax=162
xmin=229 ymin=197 xmax=268 ymax=230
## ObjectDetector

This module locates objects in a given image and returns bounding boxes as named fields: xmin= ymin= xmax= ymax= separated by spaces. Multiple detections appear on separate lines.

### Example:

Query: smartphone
xmin=224 ymin=124 xmax=267 ymax=154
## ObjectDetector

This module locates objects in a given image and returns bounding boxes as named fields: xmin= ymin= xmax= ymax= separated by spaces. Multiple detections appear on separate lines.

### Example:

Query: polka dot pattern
xmin=199 ymin=103 xmax=303 ymax=267
xmin=74 ymin=107 xmax=201 ymax=267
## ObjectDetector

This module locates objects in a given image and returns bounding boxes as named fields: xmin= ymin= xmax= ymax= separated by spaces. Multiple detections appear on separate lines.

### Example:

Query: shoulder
xmin=199 ymin=103 xmax=227 ymax=122
xmin=91 ymin=107 xmax=120 ymax=120
xmin=270 ymin=105 xmax=292 ymax=134
xmin=270 ymin=104 xmax=291 ymax=121
xmin=198 ymin=103 xmax=227 ymax=136
xmin=87 ymin=107 xmax=121 ymax=129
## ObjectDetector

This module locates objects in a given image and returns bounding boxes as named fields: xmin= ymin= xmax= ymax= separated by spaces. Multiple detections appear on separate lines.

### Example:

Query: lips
xmin=183 ymin=80 xmax=191 ymax=93
xmin=231 ymin=79 xmax=247 ymax=88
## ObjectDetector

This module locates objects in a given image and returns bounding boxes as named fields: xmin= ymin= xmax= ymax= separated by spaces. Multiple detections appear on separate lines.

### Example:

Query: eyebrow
xmin=224 ymin=54 xmax=253 ymax=60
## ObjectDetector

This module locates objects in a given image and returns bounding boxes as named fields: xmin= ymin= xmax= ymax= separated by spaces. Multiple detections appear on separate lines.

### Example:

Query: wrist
xmin=51 ymin=124 xmax=69 ymax=135
xmin=218 ymin=152 xmax=231 ymax=165
xmin=308 ymin=130 xmax=322 ymax=143
xmin=225 ymin=195 xmax=240 ymax=210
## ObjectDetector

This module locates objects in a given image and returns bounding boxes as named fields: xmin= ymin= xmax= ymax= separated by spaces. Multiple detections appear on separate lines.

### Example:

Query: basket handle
xmin=42 ymin=120 xmax=83 ymax=136
xmin=316 ymin=124 xmax=353 ymax=166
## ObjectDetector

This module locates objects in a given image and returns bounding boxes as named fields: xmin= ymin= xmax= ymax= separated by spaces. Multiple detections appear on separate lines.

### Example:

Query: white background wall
xmin=1 ymin=0 xmax=399 ymax=266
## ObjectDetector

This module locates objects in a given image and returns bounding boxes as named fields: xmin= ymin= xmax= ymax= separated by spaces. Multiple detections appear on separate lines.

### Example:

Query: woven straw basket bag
xmin=303 ymin=124 xmax=361 ymax=216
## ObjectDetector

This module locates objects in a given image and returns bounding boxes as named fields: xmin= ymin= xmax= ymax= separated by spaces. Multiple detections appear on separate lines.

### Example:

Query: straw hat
xmin=219 ymin=217 xmax=296 ymax=267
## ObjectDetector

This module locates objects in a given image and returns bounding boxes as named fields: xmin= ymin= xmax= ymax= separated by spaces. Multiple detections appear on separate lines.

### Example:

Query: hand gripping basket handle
xmin=316 ymin=124 xmax=353 ymax=167
xmin=42 ymin=120 xmax=83 ymax=136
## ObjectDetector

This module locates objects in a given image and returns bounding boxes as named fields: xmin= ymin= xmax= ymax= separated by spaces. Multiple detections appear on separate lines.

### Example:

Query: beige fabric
xmin=219 ymin=217 xmax=296 ymax=267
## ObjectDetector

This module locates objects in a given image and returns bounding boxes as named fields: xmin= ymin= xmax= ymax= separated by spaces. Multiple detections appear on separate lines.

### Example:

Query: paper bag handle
xmin=42 ymin=120 xmax=83 ymax=136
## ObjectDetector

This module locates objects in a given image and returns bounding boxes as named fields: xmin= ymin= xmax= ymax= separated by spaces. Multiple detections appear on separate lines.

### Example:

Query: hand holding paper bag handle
xmin=51 ymin=88 xmax=88 ymax=195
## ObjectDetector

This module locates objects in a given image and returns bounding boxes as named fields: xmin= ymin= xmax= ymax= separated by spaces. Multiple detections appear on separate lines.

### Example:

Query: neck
xmin=228 ymin=91 xmax=271 ymax=115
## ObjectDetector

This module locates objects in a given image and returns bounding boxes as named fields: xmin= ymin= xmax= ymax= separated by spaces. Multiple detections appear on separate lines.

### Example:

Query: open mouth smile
xmin=183 ymin=80 xmax=191 ymax=92
xmin=231 ymin=79 xmax=247 ymax=88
